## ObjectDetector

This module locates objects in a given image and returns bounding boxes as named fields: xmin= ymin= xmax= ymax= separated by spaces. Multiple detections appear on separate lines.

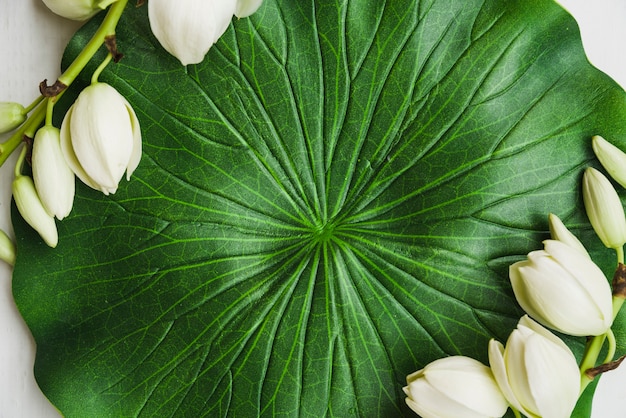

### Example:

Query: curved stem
xmin=91 ymin=53 xmax=113 ymax=84
xmin=579 ymin=332 xmax=607 ymax=395
xmin=603 ymin=328 xmax=616 ymax=365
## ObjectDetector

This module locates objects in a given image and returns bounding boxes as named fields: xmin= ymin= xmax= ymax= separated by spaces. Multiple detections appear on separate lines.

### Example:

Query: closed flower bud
xmin=582 ymin=167 xmax=626 ymax=249
xmin=32 ymin=126 xmax=75 ymax=220
xmin=0 ymin=102 xmax=27 ymax=134
xmin=510 ymin=240 xmax=612 ymax=336
xmin=403 ymin=356 xmax=508 ymax=418
xmin=489 ymin=316 xmax=580 ymax=418
xmin=235 ymin=0 xmax=263 ymax=18
xmin=148 ymin=0 xmax=236 ymax=65
xmin=41 ymin=0 xmax=117 ymax=21
xmin=592 ymin=135 xmax=626 ymax=189
xmin=60 ymin=82 xmax=142 ymax=195
xmin=548 ymin=213 xmax=589 ymax=257
xmin=0 ymin=229 xmax=16 ymax=266
xmin=13 ymin=175 xmax=58 ymax=248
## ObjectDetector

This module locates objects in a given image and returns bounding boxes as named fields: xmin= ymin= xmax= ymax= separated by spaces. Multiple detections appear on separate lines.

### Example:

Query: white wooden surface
xmin=0 ymin=0 xmax=625 ymax=416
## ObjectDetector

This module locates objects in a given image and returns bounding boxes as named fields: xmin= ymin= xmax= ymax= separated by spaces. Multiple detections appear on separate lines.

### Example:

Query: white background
xmin=1 ymin=0 xmax=626 ymax=417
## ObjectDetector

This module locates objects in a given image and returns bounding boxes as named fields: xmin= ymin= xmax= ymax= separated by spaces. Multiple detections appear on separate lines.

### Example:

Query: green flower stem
xmin=0 ymin=0 xmax=129 ymax=167
xmin=603 ymin=328 xmax=616 ymax=365
xmin=57 ymin=0 xmax=128 ymax=87
xmin=91 ymin=53 xmax=114 ymax=85
xmin=23 ymin=95 xmax=44 ymax=114
xmin=578 ymin=289 xmax=624 ymax=394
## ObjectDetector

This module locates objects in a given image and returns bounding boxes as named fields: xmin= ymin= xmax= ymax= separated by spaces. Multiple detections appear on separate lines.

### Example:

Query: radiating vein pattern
xmin=11 ymin=0 xmax=624 ymax=417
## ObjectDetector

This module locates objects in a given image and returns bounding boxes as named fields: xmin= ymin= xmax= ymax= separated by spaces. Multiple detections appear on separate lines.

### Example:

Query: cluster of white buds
xmin=404 ymin=316 xmax=582 ymax=418
xmin=405 ymin=134 xmax=626 ymax=418
xmin=148 ymin=0 xmax=264 ymax=65
xmin=0 ymin=0 xmax=144 ymax=251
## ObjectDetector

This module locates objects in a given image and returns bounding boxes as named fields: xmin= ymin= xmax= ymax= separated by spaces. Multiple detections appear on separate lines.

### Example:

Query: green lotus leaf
xmin=12 ymin=0 xmax=626 ymax=416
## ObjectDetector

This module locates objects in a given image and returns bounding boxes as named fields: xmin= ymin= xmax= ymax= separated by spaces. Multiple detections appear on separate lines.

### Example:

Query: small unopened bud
xmin=32 ymin=126 xmax=75 ymax=220
xmin=592 ymin=135 xmax=626 ymax=189
xmin=0 ymin=102 xmax=26 ymax=134
xmin=582 ymin=167 xmax=626 ymax=250
xmin=13 ymin=175 xmax=58 ymax=248
xmin=0 ymin=229 xmax=16 ymax=266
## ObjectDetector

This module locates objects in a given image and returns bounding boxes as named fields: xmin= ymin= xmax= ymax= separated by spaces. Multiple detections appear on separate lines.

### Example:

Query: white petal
xmin=505 ymin=328 xmax=540 ymax=416
xmin=522 ymin=331 xmax=580 ymax=418
xmin=123 ymin=99 xmax=143 ymax=180
xmin=60 ymin=105 xmax=102 ymax=192
xmin=235 ymin=0 xmax=263 ymax=17
xmin=548 ymin=213 xmax=589 ymax=257
xmin=488 ymin=339 xmax=525 ymax=414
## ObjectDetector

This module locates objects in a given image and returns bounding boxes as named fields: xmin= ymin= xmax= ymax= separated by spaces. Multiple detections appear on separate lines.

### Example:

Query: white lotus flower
xmin=509 ymin=239 xmax=612 ymax=336
xmin=582 ymin=167 xmax=626 ymax=250
xmin=235 ymin=0 xmax=263 ymax=17
xmin=32 ymin=126 xmax=75 ymax=220
xmin=41 ymin=0 xmax=117 ymax=21
xmin=0 ymin=102 xmax=26 ymax=133
xmin=547 ymin=213 xmax=589 ymax=257
xmin=592 ymin=135 xmax=626 ymax=189
xmin=148 ymin=0 xmax=236 ymax=65
xmin=13 ymin=172 xmax=58 ymax=248
xmin=488 ymin=316 xmax=580 ymax=418
xmin=403 ymin=356 xmax=508 ymax=418
xmin=60 ymin=82 xmax=142 ymax=195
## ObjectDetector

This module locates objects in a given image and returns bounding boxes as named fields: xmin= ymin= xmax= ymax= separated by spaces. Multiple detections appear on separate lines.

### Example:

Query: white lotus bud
xmin=509 ymin=240 xmax=612 ymax=336
xmin=0 ymin=229 xmax=16 ymax=266
xmin=41 ymin=0 xmax=117 ymax=21
xmin=60 ymin=82 xmax=142 ymax=195
xmin=488 ymin=316 xmax=580 ymax=418
xmin=148 ymin=0 xmax=236 ymax=65
xmin=32 ymin=126 xmax=75 ymax=220
xmin=0 ymin=102 xmax=26 ymax=133
xmin=547 ymin=213 xmax=589 ymax=257
xmin=235 ymin=0 xmax=263 ymax=18
xmin=592 ymin=135 xmax=626 ymax=189
xmin=403 ymin=356 xmax=508 ymax=418
xmin=12 ymin=175 xmax=58 ymax=248
xmin=582 ymin=167 xmax=626 ymax=250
